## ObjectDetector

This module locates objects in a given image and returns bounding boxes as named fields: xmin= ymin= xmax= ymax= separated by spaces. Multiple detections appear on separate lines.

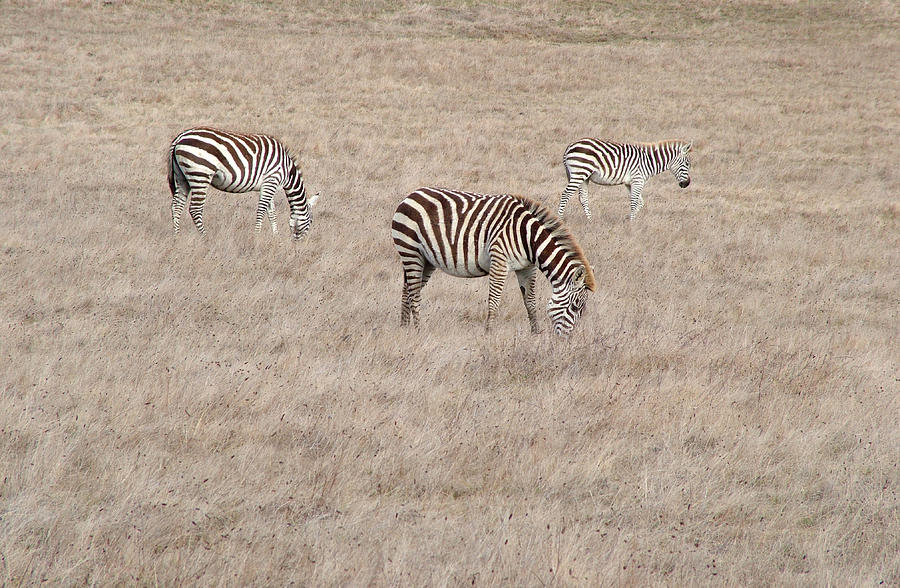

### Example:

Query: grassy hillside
xmin=1 ymin=1 xmax=897 ymax=584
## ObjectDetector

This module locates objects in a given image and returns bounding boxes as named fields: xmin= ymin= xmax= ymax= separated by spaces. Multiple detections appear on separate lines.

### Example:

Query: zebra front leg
xmin=628 ymin=179 xmax=645 ymax=220
xmin=515 ymin=266 xmax=541 ymax=334
xmin=172 ymin=189 xmax=188 ymax=233
xmin=485 ymin=251 xmax=508 ymax=331
xmin=266 ymin=200 xmax=278 ymax=234
xmin=256 ymin=180 xmax=279 ymax=233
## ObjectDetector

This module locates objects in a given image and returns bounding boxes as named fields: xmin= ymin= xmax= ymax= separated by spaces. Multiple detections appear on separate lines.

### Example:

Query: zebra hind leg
xmin=400 ymin=276 xmax=411 ymax=326
xmin=172 ymin=189 xmax=188 ymax=233
xmin=558 ymin=181 xmax=580 ymax=217
xmin=401 ymin=262 xmax=432 ymax=327
xmin=577 ymin=182 xmax=592 ymax=220
xmin=188 ymin=186 xmax=209 ymax=234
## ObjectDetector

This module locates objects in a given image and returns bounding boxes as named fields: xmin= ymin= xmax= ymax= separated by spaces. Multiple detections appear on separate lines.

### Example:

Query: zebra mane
xmin=512 ymin=195 xmax=596 ymax=291
xmin=643 ymin=139 xmax=689 ymax=152
xmin=635 ymin=139 xmax=671 ymax=147
xmin=284 ymin=144 xmax=303 ymax=167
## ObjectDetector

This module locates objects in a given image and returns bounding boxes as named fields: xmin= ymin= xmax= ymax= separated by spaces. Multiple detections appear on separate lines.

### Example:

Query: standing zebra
xmin=558 ymin=139 xmax=692 ymax=220
xmin=168 ymin=127 xmax=319 ymax=239
xmin=392 ymin=188 xmax=596 ymax=336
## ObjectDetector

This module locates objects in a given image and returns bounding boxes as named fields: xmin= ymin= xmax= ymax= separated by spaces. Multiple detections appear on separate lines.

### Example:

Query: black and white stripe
xmin=168 ymin=127 xmax=318 ymax=239
xmin=392 ymin=188 xmax=596 ymax=335
xmin=558 ymin=139 xmax=692 ymax=220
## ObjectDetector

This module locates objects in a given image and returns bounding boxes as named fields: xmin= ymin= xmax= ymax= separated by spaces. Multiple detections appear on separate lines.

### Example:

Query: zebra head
xmin=670 ymin=142 xmax=692 ymax=188
xmin=288 ymin=192 xmax=319 ymax=240
xmin=547 ymin=265 xmax=593 ymax=336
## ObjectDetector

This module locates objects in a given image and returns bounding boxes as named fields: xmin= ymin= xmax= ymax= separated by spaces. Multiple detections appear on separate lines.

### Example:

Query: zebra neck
xmin=532 ymin=229 xmax=576 ymax=286
xmin=284 ymin=165 xmax=305 ymax=198
xmin=643 ymin=143 xmax=674 ymax=176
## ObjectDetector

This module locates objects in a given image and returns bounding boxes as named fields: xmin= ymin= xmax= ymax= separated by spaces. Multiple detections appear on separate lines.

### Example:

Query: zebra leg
xmin=188 ymin=185 xmax=209 ymax=234
xmin=628 ymin=179 xmax=645 ymax=220
xmin=400 ymin=273 xmax=411 ymax=326
xmin=172 ymin=189 xmax=188 ymax=233
xmin=577 ymin=181 xmax=593 ymax=220
xmin=266 ymin=200 xmax=278 ymax=234
xmin=485 ymin=250 xmax=508 ymax=331
xmin=556 ymin=180 xmax=591 ymax=218
xmin=421 ymin=265 xmax=435 ymax=286
xmin=413 ymin=265 xmax=435 ymax=326
xmin=401 ymin=259 xmax=430 ymax=327
xmin=515 ymin=266 xmax=541 ymax=334
xmin=560 ymin=161 xmax=592 ymax=219
xmin=558 ymin=182 xmax=580 ymax=217
xmin=256 ymin=180 xmax=279 ymax=233
xmin=559 ymin=161 xmax=573 ymax=216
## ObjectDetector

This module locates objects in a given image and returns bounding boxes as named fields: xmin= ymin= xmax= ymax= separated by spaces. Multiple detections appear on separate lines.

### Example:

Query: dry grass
xmin=1 ymin=1 xmax=898 ymax=585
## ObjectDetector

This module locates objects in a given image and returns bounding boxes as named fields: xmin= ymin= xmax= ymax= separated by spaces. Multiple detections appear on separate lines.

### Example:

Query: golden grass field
xmin=1 ymin=1 xmax=898 ymax=584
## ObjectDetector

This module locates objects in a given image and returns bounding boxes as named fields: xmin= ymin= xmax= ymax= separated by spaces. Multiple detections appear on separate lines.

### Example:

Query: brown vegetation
xmin=1 ymin=1 xmax=897 ymax=584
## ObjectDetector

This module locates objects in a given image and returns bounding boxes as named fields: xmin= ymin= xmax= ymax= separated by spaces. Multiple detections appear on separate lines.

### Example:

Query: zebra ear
xmin=308 ymin=192 xmax=320 ymax=206
xmin=684 ymin=141 xmax=693 ymax=153
xmin=572 ymin=266 xmax=585 ymax=286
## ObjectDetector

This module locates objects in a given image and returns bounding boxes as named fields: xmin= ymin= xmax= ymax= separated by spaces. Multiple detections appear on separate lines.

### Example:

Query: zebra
xmin=391 ymin=188 xmax=596 ymax=336
xmin=557 ymin=139 xmax=692 ymax=220
xmin=168 ymin=127 xmax=319 ymax=239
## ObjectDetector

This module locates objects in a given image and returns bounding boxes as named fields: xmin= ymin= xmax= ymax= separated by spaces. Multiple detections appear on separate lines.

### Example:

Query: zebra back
xmin=565 ymin=138 xmax=690 ymax=178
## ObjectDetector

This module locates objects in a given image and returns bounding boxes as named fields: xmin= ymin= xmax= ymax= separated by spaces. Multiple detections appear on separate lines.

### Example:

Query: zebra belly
xmin=507 ymin=258 xmax=533 ymax=272
xmin=589 ymin=170 xmax=626 ymax=186
xmin=441 ymin=266 xmax=488 ymax=278
xmin=420 ymin=246 xmax=489 ymax=278
xmin=210 ymin=171 xmax=256 ymax=193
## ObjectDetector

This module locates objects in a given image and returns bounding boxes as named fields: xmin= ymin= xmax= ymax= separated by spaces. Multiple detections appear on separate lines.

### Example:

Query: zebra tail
xmin=168 ymin=147 xmax=188 ymax=197
xmin=167 ymin=148 xmax=177 ymax=196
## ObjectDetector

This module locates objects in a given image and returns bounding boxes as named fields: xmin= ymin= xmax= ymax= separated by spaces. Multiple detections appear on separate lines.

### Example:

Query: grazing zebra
xmin=558 ymin=139 xmax=692 ymax=220
xmin=392 ymin=188 xmax=596 ymax=336
xmin=168 ymin=127 xmax=319 ymax=239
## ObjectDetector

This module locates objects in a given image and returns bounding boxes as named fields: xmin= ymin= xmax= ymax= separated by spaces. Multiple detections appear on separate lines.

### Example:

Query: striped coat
xmin=392 ymin=188 xmax=596 ymax=335
xmin=558 ymin=139 xmax=692 ymax=220
xmin=168 ymin=127 xmax=318 ymax=239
